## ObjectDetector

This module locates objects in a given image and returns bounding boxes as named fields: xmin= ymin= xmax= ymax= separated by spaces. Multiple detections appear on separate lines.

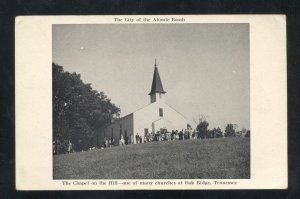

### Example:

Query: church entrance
xmin=160 ymin=128 xmax=167 ymax=133
xmin=152 ymin=118 xmax=172 ymax=139
xmin=153 ymin=127 xmax=168 ymax=141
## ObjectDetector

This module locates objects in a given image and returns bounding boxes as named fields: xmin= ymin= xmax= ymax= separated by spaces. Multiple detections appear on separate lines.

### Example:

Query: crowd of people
xmin=53 ymin=128 xmax=196 ymax=154
xmin=136 ymin=129 xmax=197 ymax=143
xmin=100 ymin=128 xmax=197 ymax=149
xmin=53 ymin=126 xmax=249 ymax=155
xmin=85 ymin=129 xmax=197 ymax=151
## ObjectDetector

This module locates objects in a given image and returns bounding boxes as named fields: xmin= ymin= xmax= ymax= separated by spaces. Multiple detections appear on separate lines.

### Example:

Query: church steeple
xmin=149 ymin=59 xmax=166 ymax=103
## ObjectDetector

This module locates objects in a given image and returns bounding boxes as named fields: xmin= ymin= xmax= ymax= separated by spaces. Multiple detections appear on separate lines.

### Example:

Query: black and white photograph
xmin=0 ymin=0 xmax=295 ymax=194
xmin=14 ymin=14 xmax=287 ymax=190
xmin=52 ymin=23 xmax=250 ymax=179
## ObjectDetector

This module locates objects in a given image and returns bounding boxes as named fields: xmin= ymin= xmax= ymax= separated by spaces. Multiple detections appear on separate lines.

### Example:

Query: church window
xmin=159 ymin=108 xmax=163 ymax=117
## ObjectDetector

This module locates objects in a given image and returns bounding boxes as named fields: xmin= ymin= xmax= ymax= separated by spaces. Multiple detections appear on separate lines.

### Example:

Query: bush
xmin=225 ymin=124 xmax=236 ymax=137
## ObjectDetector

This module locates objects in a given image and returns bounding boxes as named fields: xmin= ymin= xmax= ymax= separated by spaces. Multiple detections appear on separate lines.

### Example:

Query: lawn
xmin=53 ymin=137 xmax=250 ymax=179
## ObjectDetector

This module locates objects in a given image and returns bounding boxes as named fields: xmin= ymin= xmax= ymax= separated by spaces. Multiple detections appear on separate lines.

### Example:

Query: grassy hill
xmin=53 ymin=137 xmax=250 ymax=179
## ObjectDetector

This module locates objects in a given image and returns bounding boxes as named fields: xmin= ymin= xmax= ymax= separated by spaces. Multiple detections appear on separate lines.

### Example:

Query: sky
xmin=53 ymin=24 xmax=250 ymax=131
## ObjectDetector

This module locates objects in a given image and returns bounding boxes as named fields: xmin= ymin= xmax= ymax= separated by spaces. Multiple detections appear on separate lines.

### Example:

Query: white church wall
xmin=133 ymin=101 xmax=188 ymax=143
xmin=97 ymin=102 xmax=189 ymax=146
xmin=152 ymin=118 xmax=173 ymax=133
xmin=163 ymin=103 xmax=190 ymax=131
xmin=97 ymin=113 xmax=134 ymax=147
xmin=133 ymin=102 xmax=158 ymax=143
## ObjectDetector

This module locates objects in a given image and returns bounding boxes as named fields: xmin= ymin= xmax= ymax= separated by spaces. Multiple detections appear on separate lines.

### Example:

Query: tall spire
xmin=149 ymin=59 xmax=166 ymax=95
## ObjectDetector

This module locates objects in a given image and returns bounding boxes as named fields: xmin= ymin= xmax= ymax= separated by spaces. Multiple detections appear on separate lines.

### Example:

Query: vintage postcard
xmin=15 ymin=15 xmax=287 ymax=190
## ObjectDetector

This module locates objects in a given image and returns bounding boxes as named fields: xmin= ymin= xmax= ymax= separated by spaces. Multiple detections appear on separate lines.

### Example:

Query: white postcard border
xmin=15 ymin=15 xmax=287 ymax=190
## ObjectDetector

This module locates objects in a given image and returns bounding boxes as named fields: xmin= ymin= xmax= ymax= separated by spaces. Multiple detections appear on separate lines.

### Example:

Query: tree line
xmin=195 ymin=115 xmax=250 ymax=139
xmin=53 ymin=63 xmax=120 ymax=154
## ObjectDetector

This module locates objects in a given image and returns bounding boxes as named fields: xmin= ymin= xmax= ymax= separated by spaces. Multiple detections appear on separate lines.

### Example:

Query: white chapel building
xmin=97 ymin=61 xmax=190 ymax=146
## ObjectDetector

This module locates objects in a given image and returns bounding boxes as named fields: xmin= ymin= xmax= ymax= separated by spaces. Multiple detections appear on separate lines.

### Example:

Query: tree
xmin=237 ymin=128 xmax=247 ymax=137
xmin=224 ymin=124 xmax=236 ymax=137
xmin=245 ymin=130 xmax=250 ymax=138
xmin=194 ymin=115 xmax=209 ymax=139
xmin=213 ymin=127 xmax=223 ymax=138
xmin=187 ymin=123 xmax=191 ymax=130
xmin=206 ymin=127 xmax=223 ymax=139
xmin=53 ymin=63 xmax=120 ymax=153
xmin=206 ymin=129 xmax=214 ymax=139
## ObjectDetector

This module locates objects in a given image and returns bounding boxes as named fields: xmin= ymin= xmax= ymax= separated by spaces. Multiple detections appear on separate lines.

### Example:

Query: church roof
xmin=149 ymin=60 xmax=166 ymax=95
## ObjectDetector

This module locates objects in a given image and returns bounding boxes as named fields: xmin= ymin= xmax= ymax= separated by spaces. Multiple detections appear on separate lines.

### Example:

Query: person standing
xmin=67 ymin=140 xmax=72 ymax=153
xmin=119 ymin=135 xmax=125 ymax=146
xmin=103 ymin=137 xmax=106 ymax=148
xmin=111 ymin=138 xmax=115 ymax=146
